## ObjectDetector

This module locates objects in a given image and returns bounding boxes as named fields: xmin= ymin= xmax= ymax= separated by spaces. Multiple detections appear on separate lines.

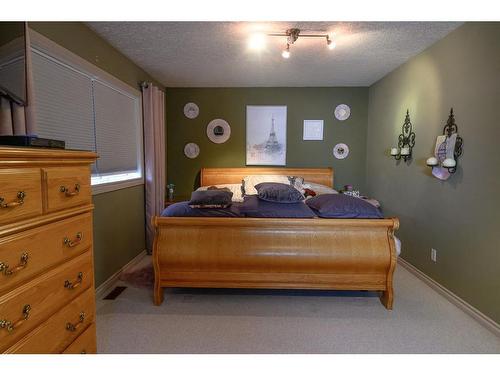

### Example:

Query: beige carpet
xmin=96 ymin=256 xmax=500 ymax=353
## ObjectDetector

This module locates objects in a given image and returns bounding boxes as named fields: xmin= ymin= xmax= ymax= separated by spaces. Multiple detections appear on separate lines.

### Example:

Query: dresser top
xmin=0 ymin=146 xmax=98 ymax=164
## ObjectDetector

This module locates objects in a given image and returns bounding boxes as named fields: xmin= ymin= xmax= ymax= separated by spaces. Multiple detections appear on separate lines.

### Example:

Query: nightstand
xmin=164 ymin=195 xmax=191 ymax=207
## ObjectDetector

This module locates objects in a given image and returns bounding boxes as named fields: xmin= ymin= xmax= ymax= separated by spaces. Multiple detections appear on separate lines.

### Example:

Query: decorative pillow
xmin=306 ymin=193 xmax=383 ymax=219
xmin=242 ymin=174 xmax=305 ymax=196
xmin=255 ymin=182 xmax=305 ymax=203
xmin=188 ymin=190 xmax=233 ymax=208
xmin=303 ymin=188 xmax=317 ymax=198
xmin=302 ymin=181 xmax=338 ymax=196
xmin=196 ymin=183 xmax=244 ymax=202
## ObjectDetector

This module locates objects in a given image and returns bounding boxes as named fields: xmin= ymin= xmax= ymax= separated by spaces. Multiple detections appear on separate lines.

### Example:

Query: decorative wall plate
xmin=184 ymin=142 xmax=200 ymax=159
xmin=206 ymin=119 xmax=231 ymax=144
xmin=183 ymin=102 xmax=199 ymax=119
xmin=334 ymin=104 xmax=351 ymax=121
xmin=333 ymin=143 xmax=349 ymax=159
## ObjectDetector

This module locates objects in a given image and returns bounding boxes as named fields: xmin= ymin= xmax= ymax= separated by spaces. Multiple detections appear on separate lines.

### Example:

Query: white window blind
xmin=93 ymin=81 xmax=140 ymax=175
xmin=32 ymin=51 xmax=96 ymax=152
xmin=30 ymin=47 xmax=143 ymax=192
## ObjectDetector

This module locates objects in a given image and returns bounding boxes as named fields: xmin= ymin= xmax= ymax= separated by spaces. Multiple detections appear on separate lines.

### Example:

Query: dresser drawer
xmin=0 ymin=213 xmax=93 ymax=294
xmin=0 ymin=251 xmax=93 ymax=351
xmin=62 ymin=323 xmax=96 ymax=354
xmin=4 ymin=287 xmax=95 ymax=354
xmin=43 ymin=167 xmax=91 ymax=213
xmin=0 ymin=168 xmax=43 ymax=224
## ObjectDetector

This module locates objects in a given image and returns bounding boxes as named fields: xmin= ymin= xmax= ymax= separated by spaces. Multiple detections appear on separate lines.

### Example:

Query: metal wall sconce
xmin=426 ymin=108 xmax=463 ymax=174
xmin=390 ymin=109 xmax=416 ymax=162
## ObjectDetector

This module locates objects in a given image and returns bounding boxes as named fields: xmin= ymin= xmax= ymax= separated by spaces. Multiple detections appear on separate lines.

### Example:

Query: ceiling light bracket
xmin=286 ymin=28 xmax=301 ymax=45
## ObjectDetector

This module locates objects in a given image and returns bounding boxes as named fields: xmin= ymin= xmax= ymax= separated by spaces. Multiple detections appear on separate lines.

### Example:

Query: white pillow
xmin=242 ymin=175 xmax=305 ymax=196
xmin=303 ymin=181 xmax=338 ymax=196
xmin=196 ymin=184 xmax=244 ymax=202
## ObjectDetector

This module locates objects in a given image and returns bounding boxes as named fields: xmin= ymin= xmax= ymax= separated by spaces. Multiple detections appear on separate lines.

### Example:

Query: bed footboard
xmin=152 ymin=217 xmax=399 ymax=309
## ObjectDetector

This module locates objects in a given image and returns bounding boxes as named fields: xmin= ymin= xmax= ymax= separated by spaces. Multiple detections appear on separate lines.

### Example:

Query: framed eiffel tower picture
xmin=246 ymin=105 xmax=287 ymax=166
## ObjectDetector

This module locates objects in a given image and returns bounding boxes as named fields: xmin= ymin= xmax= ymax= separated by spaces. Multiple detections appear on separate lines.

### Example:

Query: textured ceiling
xmin=86 ymin=22 xmax=461 ymax=87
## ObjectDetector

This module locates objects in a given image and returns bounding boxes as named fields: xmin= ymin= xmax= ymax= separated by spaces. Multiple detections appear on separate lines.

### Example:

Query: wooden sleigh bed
xmin=153 ymin=167 xmax=399 ymax=309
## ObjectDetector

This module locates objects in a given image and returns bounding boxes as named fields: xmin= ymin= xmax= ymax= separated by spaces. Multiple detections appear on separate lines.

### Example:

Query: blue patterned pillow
xmin=306 ymin=193 xmax=383 ymax=218
xmin=188 ymin=190 xmax=233 ymax=208
xmin=255 ymin=182 xmax=304 ymax=203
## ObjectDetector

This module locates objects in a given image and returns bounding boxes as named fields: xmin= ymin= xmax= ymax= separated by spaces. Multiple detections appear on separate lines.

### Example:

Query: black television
xmin=0 ymin=22 xmax=27 ymax=106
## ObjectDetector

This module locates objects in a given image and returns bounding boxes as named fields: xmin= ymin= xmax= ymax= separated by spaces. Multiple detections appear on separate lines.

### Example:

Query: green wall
xmin=29 ymin=22 xmax=158 ymax=286
xmin=366 ymin=23 xmax=500 ymax=324
xmin=166 ymin=87 xmax=369 ymax=196
xmin=92 ymin=185 xmax=146 ymax=286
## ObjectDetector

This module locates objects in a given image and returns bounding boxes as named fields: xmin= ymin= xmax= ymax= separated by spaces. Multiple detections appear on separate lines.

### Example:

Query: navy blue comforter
xmin=161 ymin=196 xmax=315 ymax=218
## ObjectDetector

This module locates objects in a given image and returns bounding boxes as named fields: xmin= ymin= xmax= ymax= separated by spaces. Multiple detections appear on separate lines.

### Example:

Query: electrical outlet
xmin=431 ymin=248 xmax=437 ymax=263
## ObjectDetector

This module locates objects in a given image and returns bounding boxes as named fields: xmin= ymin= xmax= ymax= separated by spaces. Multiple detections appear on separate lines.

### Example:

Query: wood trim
xmin=200 ymin=167 xmax=334 ymax=188
xmin=0 ymin=204 xmax=94 ymax=238
xmin=398 ymin=257 xmax=500 ymax=337
xmin=95 ymin=250 xmax=148 ymax=300
xmin=154 ymin=216 xmax=399 ymax=229
xmin=0 ymin=146 xmax=98 ymax=164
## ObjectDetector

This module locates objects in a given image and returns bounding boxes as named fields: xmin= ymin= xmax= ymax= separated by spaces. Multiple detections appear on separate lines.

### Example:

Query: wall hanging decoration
xmin=206 ymin=119 xmax=231 ymax=144
xmin=184 ymin=142 xmax=200 ymax=159
xmin=426 ymin=108 xmax=463 ymax=180
xmin=333 ymin=143 xmax=349 ymax=159
xmin=390 ymin=109 xmax=415 ymax=162
xmin=246 ymin=105 xmax=287 ymax=166
xmin=334 ymin=104 xmax=350 ymax=121
xmin=303 ymin=120 xmax=324 ymax=140
xmin=183 ymin=102 xmax=199 ymax=119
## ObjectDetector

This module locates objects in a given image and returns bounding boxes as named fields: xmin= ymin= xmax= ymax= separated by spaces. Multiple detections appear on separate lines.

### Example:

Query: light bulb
xmin=248 ymin=33 xmax=266 ymax=51
xmin=426 ymin=157 xmax=438 ymax=166
xmin=327 ymin=40 xmax=336 ymax=50
xmin=282 ymin=44 xmax=291 ymax=59
xmin=442 ymin=158 xmax=456 ymax=168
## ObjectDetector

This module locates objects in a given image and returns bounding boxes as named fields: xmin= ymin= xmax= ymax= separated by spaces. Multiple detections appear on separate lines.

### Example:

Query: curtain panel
xmin=142 ymin=83 xmax=166 ymax=253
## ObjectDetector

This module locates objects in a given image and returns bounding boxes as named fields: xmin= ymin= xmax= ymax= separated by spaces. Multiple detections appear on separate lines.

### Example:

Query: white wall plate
xmin=303 ymin=120 xmax=324 ymax=140
xmin=184 ymin=142 xmax=200 ymax=159
xmin=333 ymin=143 xmax=349 ymax=159
xmin=207 ymin=118 xmax=231 ymax=144
xmin=184 ymin=102 xmax=199 ymax=119
xmin=334 ymin=104 xmax=351 ymax=121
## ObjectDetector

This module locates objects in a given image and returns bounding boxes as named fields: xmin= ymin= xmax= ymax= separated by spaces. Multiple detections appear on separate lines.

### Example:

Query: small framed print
xmin=303 ymin=120 xmax=324 ymax=141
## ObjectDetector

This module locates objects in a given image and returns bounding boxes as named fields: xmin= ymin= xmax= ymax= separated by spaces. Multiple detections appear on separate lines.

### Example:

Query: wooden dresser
xmin=0 ymin=147 xmax=98 ymax=354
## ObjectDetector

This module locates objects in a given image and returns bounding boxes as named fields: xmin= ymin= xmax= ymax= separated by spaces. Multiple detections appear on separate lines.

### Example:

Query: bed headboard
xmin=200 ymin=167 xmax=334 ymax=188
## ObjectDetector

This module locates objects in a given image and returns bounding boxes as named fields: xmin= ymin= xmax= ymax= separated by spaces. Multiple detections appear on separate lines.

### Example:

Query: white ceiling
xmin=86 ymin=22 xmax=461 ymax=87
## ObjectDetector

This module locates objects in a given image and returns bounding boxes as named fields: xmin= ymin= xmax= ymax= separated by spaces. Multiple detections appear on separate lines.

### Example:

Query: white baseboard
xmin=95 ymin=250 xmax=148 ymax=300
xmin=398 ymin=257 xmax=500 ymax=337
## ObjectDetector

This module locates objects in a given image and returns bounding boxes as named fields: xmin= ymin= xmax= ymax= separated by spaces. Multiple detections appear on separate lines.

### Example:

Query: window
xmin=31 ymin=41 xmax=143 ymax=194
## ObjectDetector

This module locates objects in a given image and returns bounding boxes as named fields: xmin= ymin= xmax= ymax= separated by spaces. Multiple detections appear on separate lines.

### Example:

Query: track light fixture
xmin=266 ymin=28 xmax=336 ymax=59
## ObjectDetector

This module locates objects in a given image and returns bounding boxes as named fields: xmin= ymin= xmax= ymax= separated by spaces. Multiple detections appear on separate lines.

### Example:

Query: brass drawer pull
xmin=0 ymin=191 xmax=26 ymax=208
xmin=60 ymin=184 xmax=80 ymax=197
xmin=0 ymin=304 xmax=31 ymax=333
xmin=0 ymin=252 xmax=29 ymax=276
xmin=63 ymin=232 xmax=83 ymax=248
xmin=64 ymin=272 xmax=83 ymax=290
xmin=66 ymin=312 xmax=85 ymax=332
